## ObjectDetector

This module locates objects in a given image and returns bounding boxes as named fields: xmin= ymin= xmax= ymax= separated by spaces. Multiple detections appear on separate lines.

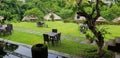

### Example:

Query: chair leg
xmin=44 ymin=41 xmax=45 ymax=44
xmin=52 ymin=40 xmax=55 ymax=46
xmin=9 ymin=31 xmax=12 ymax=35
xmin=58 ymin=40 xmax=61 ymax=45
xmin=47 ymin=41 xmax=50 ymax=44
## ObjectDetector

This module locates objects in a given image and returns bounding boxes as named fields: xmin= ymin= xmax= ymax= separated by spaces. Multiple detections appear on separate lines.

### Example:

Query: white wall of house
xmin=88 ymin=0 xmax=118 ymax=3
xmin=88 ymin=0 xmax=96 ymax=2
xmin=19 ymin=0 xmax=25 ymax=2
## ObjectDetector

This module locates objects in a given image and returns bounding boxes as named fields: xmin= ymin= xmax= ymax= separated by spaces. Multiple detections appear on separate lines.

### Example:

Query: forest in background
xmin=0 ymin=0 xmax=120 ymax=22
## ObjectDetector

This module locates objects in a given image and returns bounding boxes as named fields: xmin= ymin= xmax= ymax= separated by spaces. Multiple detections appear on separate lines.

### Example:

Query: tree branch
xmin=77 ymin=0 xmax=90 ymax=19
xmin=90 ymin=7 xmax=95 ymax=16
xmin=77 ymin=0 xmax=82 ymax=4
xmin=94 ymin=0 xmax=100 ymax=21
xmin=77 ymin=10 xmax=89 ymax=19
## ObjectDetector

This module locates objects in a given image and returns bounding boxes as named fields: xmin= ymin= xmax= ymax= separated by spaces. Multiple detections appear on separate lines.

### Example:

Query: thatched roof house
xmin=96 ymin=17 xmax=107 ymax=22
xmin=112 ymin=17 xmax=120 ymax=23
xmin=96 ymin=17 xmax=107 ymax=24
xmin=74 ymin=14 xmax=86 ymax=24
xmin=0 ymin=16 xmax=4 ymax=21
xmin=22 ymin=15 xmax=38 ymax=22
xmin=43 ymin=13 xmax=61 ymax=20
xmin=74 ymin=14 xmax=86 ymax=21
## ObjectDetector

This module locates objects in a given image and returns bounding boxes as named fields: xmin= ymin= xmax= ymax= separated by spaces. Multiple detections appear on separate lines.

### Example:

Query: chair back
xmin=0 ymin=24 xmax=2 ymax=27
xmin=7 ymin=24 xmax=13 ymax=30
xmin=52 ymin=29 xmax=57 ymax=33
xmin=5 ymin=26 xmax=11 ymax=32
xmin=43 ymin=34 xmax=49 ymax=41
xmin=37 ymin=21 xmax=44 ymax=27
xmin=5 ymin=26 xmax=12 ymax=35
xmin=56 ymin=33 xmax=61 ymax=40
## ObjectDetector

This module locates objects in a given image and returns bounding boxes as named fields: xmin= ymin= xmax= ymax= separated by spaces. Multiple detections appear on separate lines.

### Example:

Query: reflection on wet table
xmin=0 ymin=42 xmax=67 ymax=58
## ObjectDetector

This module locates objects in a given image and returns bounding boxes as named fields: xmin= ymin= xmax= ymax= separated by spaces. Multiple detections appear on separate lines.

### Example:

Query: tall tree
xmin=68 ymin=0 xmax=105 ymax=57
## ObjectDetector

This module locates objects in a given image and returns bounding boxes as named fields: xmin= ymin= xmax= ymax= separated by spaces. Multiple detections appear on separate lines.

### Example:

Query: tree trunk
xmin=87 ymin=19 xmax=104 ymax=57
xmin=91 ymin=29 xmax=104 ymax=57
xmin=76 ymin=0 xmax=104 ymax=57
xmin=97 ymin=41 xmax=104 ymax=57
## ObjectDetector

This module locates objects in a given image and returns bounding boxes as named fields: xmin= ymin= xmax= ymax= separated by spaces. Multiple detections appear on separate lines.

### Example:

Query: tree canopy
xmin=0 ymin=0 xmax=119 ymax=22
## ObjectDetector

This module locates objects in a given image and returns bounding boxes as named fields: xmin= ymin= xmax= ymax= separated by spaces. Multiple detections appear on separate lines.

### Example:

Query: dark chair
xmin=55 ymin=33 xmax=61 ymax=44
xmin=0 ymin=29 xmax=5 ymax=36
xmin=37 ymin=21 xmax=44 ymax=27
xmin=43 ymin=34 xmax=50 ymax=44
xmin=5 ymin=26 xmax=12 ymax=35
xmin=0 ymin=24 xmax=2 ymax=27
xmin=7 ymin=24 xmax=13 ymax=30
xmin=52 ymin=29 xmax=57 ymax=33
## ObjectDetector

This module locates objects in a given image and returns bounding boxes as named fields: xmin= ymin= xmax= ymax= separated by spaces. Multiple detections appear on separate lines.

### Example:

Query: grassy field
xmin=1 ymin=21 xmax=120 ymax=56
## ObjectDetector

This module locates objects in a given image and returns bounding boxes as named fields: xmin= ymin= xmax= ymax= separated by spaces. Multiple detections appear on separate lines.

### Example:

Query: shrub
xmin=24 ymin=8 xmax=44 ymax=21
xmin=101 ymin=5 xmax=120 ymax=21
xmin=83 ymin=47 xmax=113 ymax=58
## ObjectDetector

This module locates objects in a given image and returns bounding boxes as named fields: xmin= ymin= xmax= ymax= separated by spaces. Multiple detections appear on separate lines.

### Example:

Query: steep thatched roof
xmin=0 ymin=16 xmax=4 ymax=21
xmin=112 ymin=17 xmax=120 ymax=23
xmin=95 ymin=17 xmax=107 ymax=24
xmin=44 ymin=13 xmax=61 ymax=20
xmin=22 ymin=15 xmax=38 ymax=21
xmin=74 ymin=14 xmax=86 ymax=21
xmin=96 ymin=17 xmax=107 ymax=22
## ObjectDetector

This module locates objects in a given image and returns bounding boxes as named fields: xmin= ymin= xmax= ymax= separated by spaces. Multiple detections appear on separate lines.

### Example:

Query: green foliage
xmin=83 ymin=47 xmax=113 ymax=58
xmin=84 ymin=7 xmax=92 ymax=14
xmin=0 ymin=10 xmax=12 ymax=21
xmin=101 ymin=5 xmax=120 ymax=21
xmin=85 ymin=25 xmax=110 ymax=42
xmin=12 ymin=14 xmax=20 ymax=21
xmin=1 ymin=21 xmax=120 ymax=56
xmin=0 ymin=0 xmax=24 ymax=21
xmin=70 ymin=0 xmax=120 ymax=21
xmin=0 ymin=0 xmax=74 ymax=22
xmin=96 ymin=26 xmax=110 ymax=36
xmin=0 ymin=0 xmax=120 ymax=22
xmin=59 ymin=8 xmax=73 ymax=19
xmin=24 ymin=8 xmax=44 ymax=20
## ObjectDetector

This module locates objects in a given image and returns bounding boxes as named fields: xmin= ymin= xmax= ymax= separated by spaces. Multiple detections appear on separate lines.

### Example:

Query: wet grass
xmin=1 ymin=21 xmax=120 ymax=56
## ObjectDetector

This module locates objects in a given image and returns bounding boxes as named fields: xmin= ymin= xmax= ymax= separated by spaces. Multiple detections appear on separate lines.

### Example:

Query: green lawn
xmin=1 ymin=21 xmax=120 ymax=56
xmin=2 ymin=31 xmax=44 ymax=45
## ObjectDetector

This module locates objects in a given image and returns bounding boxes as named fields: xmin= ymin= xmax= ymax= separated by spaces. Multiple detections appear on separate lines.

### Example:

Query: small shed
xmin=22 ymin=15 xmax=38 ymax=22
xmin=112 ymin=17 xmax=120 ymax=23
xmin=43 ymin=13 xmax=61 ymax=20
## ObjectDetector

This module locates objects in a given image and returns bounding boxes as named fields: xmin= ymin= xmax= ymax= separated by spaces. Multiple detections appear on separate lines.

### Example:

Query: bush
xmin=101 ymin=5 xmax=120 ymax=21
xmin=59 ymin=8 xmax=74 ymax=19
xmin=83 ymin=47 xmax=113 ymax=58
xmin=24 ymin=8 xmax=44 ymax=21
